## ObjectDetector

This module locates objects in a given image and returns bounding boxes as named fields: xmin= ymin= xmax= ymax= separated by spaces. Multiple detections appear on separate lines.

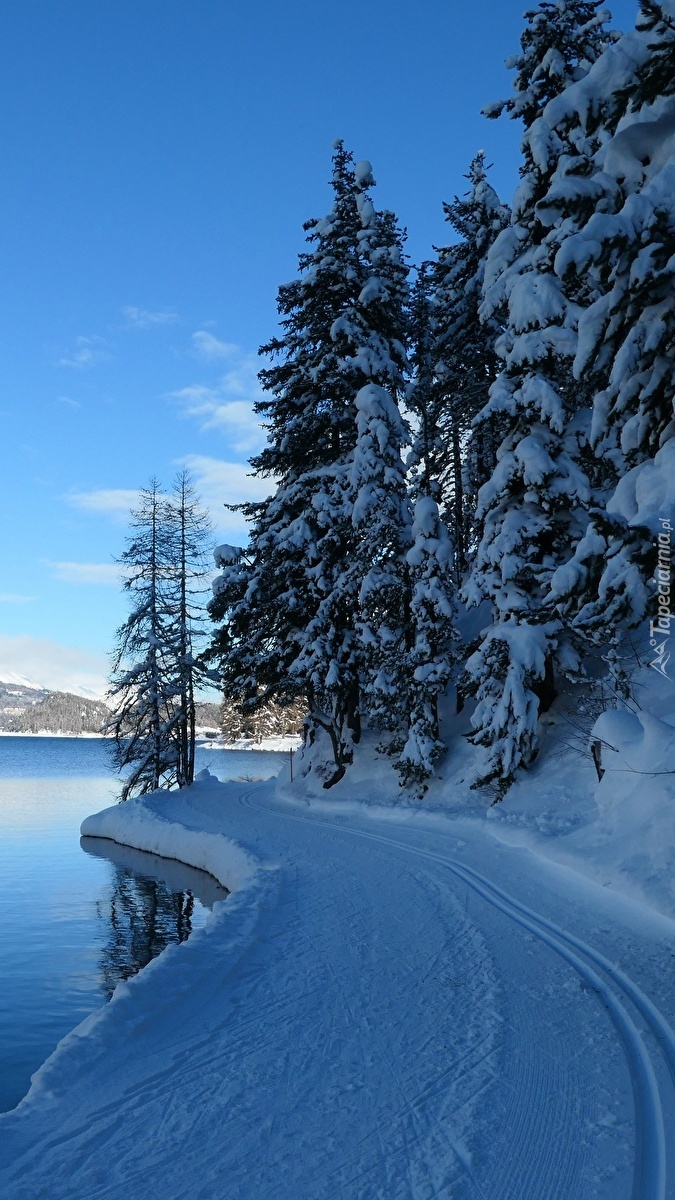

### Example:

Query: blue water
xmin=0 ymin=737 xmax=284 ymax=1113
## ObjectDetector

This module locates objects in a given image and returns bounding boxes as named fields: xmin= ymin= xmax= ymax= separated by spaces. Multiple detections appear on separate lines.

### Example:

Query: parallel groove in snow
xmin=3 ymin=794 xmax=506 ymax=1200
xmin=257 ymin=800 xmax=675 ymax=1200
xmin=6 ymin=783 xmax=669 ymax=1199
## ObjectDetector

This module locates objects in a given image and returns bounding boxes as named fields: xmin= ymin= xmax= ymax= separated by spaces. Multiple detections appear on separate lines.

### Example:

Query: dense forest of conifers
xmin=0 ymin=686 xmax=223 ymax=739
xmin=0 ymin=690 xmax=111 ymax=736
xmin=207 ymin=0 xmax=675 ymax=795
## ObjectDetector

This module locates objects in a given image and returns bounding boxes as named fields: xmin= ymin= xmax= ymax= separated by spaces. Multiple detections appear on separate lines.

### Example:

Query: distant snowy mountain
xmin=0 ymin=680 xmax=50 ymax=710
xmin=0 ymin=681 xmax=110 ymax=736
xmin=0 ymin=673 xmax=106 ymax=702
xmin=0 ymin=671 xmax=48 ymax=692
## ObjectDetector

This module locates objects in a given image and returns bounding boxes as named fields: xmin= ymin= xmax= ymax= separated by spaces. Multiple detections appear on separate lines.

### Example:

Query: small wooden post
xmin=289 ymin=747 xmax=294 ymax=783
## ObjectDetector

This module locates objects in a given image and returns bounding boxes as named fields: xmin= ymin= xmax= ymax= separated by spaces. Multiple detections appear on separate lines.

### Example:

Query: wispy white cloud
xmin=173 ymin=389 xmax=265 ymax=453
xmin=57 ymin=395 xmax=82 ymax=410
xmin=170 ymin=341 xmax=266 ymax=455
xmin=122 ymin=306 xmax=179 ymax=329
xmin=58 ymin=335 xmax=112 ymax=370
xmin=65 ymin=460 xmax=268 ymax=547
xmin=48 ymin=561 xmax=123 ymax=586
xmin=180 ymin=455 xmax=271 ymax=542
xmin=0 ymin=635 xmax=109 ymax=699
xmin=0 ymin=593 xmax=36 ymax=604
xmin=67 ymin=488 xmax=140 ymax=518
xmin=192 ymin=330 xmax=237 ymax=359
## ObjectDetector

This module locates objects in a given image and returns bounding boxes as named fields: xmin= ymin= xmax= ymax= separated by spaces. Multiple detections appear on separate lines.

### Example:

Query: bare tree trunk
xmin=310 ymin=706 xmax=352 ymax=788
xmin=150 ymin=490 xmax=162 ymax=791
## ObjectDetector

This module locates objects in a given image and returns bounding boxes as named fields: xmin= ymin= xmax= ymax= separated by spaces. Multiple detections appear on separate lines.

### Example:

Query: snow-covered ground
xmin=200 ymin=733 xmax=302 ymax=752
xmin=0 ymin=732 xmax=300 ymax=747
xmin=1 ymin=762 xmax=675 ymax=1199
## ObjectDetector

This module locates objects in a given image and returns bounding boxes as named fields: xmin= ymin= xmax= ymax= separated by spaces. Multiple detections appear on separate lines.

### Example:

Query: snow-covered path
xmin=1 ymin=777 xmax=675 ymax=1199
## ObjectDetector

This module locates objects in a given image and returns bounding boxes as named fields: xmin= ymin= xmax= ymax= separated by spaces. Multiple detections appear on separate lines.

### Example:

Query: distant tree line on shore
xmin=219 ymin=697 xmax=304 ymax=743
xmin=0 ymin=686 xmax=223 ymax=739
xmin=0 ymin=691 xmax=110 ymax=736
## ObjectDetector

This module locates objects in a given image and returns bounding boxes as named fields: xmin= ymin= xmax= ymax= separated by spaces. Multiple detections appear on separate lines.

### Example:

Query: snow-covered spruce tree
xmin=338 ymin=177 xmax=416 ymax=756
xmin=406 ymin=265 xmax=439 ymax=501
xmin=108 ymin=481 xmax=179 ymax=800
xmin=545 ymin=2 xmax=675 ymax=639
xmin=411 ymin=153 xmax=509 ymax=572
xmin=343 ymin=187 xmax=461 ymax=792
xmin=397 ymin=496 xmax=457 ymax=793
xmin=482 ymin=0 xmax=619 ymax=135
xmin=404 ymin=198 xmax=503 ymax=784
xmin=165 ymin=469 xmax=212 ymax=787
xmin=208 ymin=144 xmax=367 ymax=783
xmin=351 ymin=383 xmax=412 ymax=750
xmin=209 ymin=144 xmax=413 ymax=786
xmin=292 ymin=171 xmax=415 ymax=779
xmin=463 ymin=0 xmax=618 ymax=792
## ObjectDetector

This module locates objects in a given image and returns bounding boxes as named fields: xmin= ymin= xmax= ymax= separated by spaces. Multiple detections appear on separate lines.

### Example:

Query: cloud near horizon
xmin=67 ymin=488 xmax=140 ymax=519
xmin=0 ymin=635 xmax=109 ymax=699
xmin=47 ymin=561 xmax=123 ymax=586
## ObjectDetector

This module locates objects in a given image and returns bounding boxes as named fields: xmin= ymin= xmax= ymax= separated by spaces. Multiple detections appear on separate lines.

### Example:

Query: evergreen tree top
xmin=484 ymin=0 xmax=619 ymax=130
xmin=632 ymin=0 xmax=675 ymax=106
xmin=431 ymin=153 xmax=509 ymax=369
xmin=254 ymin=141 xmax=408 ymax=484
xmin=441 ymin=152 xmax=509 ymax=245
xmin=436 ymin=153 xmax=510 ymax=292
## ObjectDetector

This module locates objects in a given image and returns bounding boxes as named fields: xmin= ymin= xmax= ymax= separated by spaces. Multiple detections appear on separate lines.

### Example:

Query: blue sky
xmin=1 ymin=0 xmax=639 ymax=696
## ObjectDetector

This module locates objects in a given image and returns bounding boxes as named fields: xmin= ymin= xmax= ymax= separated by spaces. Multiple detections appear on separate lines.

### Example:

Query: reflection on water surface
xmin=0 ymin=737 xmax=273 ymax=1114
xmin=81 ymin=837 xmax=227 ymax=998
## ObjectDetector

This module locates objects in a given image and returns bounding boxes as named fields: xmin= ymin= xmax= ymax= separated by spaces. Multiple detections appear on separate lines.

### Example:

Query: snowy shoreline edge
xmin=80 ymin=776 xmax=264 ymax=895
xmin=1 ymin=776 xmax=280 ymax=1125
xmin=0 ymin=732 xmax=301 ymax=748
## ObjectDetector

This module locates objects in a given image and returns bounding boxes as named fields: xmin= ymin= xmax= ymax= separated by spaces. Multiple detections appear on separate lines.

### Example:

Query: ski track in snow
xmin=254 ymin=797 xmax=673 ymax=1200
xmin=1 ymin=778 xmax=675 ymax=1199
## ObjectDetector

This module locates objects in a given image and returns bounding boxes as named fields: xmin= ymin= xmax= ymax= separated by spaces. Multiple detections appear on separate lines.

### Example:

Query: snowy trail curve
xmin=2 ymin=776 xmax=675 ymax=1199
xmin=250 ymin=795 xmax=674 ymax=1200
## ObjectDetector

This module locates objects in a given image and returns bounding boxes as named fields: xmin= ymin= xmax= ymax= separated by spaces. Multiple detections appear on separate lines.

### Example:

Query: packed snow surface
xmin=1 ymin=767 xmax=675 ymax=1199
xmin=204 ymin=733 xmax=302 ymax=753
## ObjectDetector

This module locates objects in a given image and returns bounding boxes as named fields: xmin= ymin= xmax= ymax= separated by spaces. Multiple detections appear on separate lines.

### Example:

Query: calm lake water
xmin=0 ymin=737 xmax=284 ymax=1113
